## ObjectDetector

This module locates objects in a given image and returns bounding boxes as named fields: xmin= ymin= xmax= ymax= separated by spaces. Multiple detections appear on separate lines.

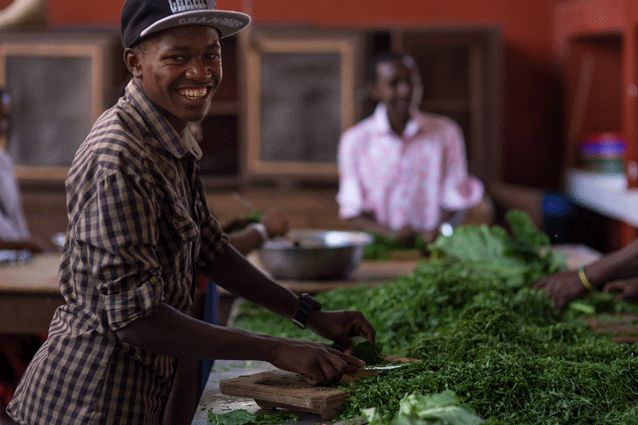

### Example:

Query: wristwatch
xmin=292 ymin=293 xmax=322 ymax=329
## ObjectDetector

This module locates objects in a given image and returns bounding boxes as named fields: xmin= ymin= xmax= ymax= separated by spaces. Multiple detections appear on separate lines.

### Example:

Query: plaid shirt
xmin=7 ymin=80 xmax=228 ymax=425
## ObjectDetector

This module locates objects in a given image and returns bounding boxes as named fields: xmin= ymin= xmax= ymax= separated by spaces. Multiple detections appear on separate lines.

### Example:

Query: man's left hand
xmin=305 ymin=310 xmax=376 ymax=354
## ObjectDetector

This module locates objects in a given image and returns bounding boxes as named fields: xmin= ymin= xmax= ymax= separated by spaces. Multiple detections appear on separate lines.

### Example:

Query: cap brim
xmin=141 ymin=10 xmax=251 ymax=39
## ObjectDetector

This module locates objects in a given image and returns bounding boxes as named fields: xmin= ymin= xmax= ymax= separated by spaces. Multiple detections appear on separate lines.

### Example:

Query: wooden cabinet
xmin=198 ymin=25 xmax=502 ymax=187
xmin=554 ymin=0 xmax=638 ymax=246
xmin=0 ymin=29 xmax=128 ymax=182
xmin=14 ymin=26 xmax=503 ymax=246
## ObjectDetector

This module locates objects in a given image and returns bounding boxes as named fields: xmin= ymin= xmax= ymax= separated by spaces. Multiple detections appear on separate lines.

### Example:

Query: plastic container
xmin=579 ymin=132 xmax=626 ymax=174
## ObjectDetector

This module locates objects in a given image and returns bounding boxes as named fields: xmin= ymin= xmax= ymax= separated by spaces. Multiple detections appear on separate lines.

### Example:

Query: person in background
xmin=336 ymin=51 xmax=490 ymax=246
xmin=6 ymin=2 xmax=375 ymax=425
xmin=221 ymin=207 xmax=288 ymax=255
xmin=534 ymin=239 xmax=638 ymax=309
xmin=0 ymin=88 xmax=47 ymax=253
xmin=186 ymin=121 xmax=290 ymax=255
xmin=0 ymin=88 xmax=48 ymax=425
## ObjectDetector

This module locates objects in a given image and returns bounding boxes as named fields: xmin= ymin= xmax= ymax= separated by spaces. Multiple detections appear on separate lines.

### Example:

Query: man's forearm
xmin=115 ymin=301 xmax=284 ymax=361
xmin=201 ymin=244 xmax=299 ymax=319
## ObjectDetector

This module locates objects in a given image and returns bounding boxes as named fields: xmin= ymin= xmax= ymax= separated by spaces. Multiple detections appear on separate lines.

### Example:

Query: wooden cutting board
xmin=219 ymin=355 xmax=418 ymax=419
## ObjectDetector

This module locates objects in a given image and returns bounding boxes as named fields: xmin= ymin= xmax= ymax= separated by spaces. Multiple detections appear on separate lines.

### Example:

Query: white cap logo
xmin=169 ymin=0 xmax=216 ymax=13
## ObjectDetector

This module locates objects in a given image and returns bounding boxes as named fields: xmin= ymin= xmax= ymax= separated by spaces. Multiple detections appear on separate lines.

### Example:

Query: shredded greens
xmin=231 ymin=211 xmax=638 ymax=424
xmin=208 ymin=409 xmax=298 ymax=425
xmin=363 ymin=233 xmax=427 ymax=261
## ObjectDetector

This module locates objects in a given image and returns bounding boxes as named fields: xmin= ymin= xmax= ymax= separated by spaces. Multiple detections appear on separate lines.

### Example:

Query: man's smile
xmin=178 ymin=87 xmax=209 ymax=100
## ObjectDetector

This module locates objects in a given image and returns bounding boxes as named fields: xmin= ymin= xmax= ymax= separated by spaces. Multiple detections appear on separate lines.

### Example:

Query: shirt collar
xmin=372 ymin=103 xmax=420 ymax=140
xmin=182 ymin=126 xmax=203 ymax=160
xmin=125 ymin=80 xmax=196 ymax=160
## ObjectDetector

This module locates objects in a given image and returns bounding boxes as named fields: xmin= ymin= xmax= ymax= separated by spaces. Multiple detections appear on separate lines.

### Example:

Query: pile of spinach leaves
xmin=232 ymin=211 xmax=638 ymax=424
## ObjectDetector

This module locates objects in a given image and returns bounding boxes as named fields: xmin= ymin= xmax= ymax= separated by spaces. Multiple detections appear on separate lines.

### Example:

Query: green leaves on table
xmin=363 ymin=233 xmax=427 ymax=261
xmin=231 ymin=211 xmax=638 ymax=424
xmin=364 ymin=391 xmax=485 ymax=425
xmin=207 ymin=409 xmax=298 ymax=425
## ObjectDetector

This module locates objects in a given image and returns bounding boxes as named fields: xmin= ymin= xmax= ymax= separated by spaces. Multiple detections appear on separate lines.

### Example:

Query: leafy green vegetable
xmin=364 ymin=391 xmax=485 ymax=425
xmin=231 ymin=211 xmax=638 ymax=424
xmin=350 ymin=336 xmax=384 ymax=365
xmin=207 ymin=409 xmax=298 ymax=425
xmin=363 ymin=233 xmax=427 ymax=260
xmin=222 ymin=210 xmax=263 ymax=233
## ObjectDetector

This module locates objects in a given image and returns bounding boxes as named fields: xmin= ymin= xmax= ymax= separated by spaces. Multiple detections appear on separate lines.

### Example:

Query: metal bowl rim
xmin=260 ymin=229 xmax=374 ymax=251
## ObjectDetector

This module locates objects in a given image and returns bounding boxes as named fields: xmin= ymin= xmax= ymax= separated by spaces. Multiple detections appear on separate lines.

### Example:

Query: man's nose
xmin=186 ymin=59 xmax=211 ymax=80
xmin=397 ymin=81 xmax=412 ymax=97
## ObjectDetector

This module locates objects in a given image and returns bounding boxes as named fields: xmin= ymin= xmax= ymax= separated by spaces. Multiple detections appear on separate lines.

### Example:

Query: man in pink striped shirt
xmin=336 ymin=52 xmax=485 ymax=245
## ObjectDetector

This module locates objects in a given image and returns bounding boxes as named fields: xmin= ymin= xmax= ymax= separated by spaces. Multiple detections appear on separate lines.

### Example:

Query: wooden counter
xmin=0 ymin=252 xmax=62 ymax=334
xmin=0 ymin=245 xmax=602 ymax=335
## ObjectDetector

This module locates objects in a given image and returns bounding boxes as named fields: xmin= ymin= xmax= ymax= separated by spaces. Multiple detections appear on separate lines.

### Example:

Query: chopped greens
xmin=363 ymin=233 xmax=427 ymax=260
xmin=207 ymin=409 xmax=298 ymax=425
xmin=231 ymin=211 xmax=638 ymax=424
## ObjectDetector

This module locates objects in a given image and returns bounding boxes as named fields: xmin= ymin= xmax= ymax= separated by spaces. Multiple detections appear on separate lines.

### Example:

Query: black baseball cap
xmin=121 ymin=0 xmax=251 ymax=49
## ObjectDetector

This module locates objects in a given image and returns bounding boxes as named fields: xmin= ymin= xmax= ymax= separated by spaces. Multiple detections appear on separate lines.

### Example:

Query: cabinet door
xmin=0 ymin=30 xmax=127 ymax=182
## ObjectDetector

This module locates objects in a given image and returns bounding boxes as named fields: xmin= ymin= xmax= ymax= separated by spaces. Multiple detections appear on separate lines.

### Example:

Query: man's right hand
xmin=268 ymin=338 xmax=364 ymax=386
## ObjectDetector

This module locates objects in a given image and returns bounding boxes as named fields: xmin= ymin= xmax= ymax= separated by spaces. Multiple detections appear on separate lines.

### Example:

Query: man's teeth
xmin=180 ymin=88 xmax=207 ymax=99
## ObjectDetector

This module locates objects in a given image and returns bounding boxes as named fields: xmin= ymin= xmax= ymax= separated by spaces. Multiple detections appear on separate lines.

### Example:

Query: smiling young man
xmin=336 ymin=52 xmax=486 ymax=246
xmin=6 ymin=1 xmax=375 ymax=424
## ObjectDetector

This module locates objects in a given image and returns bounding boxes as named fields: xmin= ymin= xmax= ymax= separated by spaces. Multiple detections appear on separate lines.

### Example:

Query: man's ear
xmin=124 ymin=48 xmax=143 ymax=78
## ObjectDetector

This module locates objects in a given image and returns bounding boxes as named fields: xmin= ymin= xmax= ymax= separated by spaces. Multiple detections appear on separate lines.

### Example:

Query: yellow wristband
xmin=578 ymin=265 xmax=594 ymax=291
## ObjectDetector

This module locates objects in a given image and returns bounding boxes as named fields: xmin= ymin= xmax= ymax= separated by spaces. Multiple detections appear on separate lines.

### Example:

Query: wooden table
xmin=0 ymin=244 xmax=603 ymax=336
xmin=0 ymin=252 xmax=62 ymax=334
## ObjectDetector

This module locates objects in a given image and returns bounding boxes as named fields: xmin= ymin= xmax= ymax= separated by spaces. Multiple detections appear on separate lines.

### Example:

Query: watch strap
xmin=292 ymin=293 xmax=321 ymax=329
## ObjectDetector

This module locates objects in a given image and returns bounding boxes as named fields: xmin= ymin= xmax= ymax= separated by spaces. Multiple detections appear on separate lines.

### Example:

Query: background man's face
xmin=373 ymin=60 xmax=414 ymax=119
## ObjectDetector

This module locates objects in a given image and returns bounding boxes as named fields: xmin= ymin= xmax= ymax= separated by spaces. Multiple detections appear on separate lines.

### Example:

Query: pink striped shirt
xmin=336 ymin=104 xmax=484 ymax=231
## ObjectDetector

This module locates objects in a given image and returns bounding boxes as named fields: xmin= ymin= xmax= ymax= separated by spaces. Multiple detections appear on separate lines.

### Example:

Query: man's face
xmin=372 ymin=60 xmax=414 ymax=119
xmin=128 ymin=26 xmax=222 ymax=133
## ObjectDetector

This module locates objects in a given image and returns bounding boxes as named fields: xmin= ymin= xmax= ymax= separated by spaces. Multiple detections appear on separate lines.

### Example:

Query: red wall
xmin=0 ymin=0 xmax=565 ymax=187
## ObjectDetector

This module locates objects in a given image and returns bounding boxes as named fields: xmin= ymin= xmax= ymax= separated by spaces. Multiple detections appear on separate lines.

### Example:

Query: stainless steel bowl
xmin=257 ymin=229 xmax=374 ymax=280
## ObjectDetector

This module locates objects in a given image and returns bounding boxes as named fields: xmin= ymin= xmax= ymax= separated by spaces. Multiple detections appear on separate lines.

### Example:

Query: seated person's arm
xmin=226 ymin=208 xmax=289 ymax=255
